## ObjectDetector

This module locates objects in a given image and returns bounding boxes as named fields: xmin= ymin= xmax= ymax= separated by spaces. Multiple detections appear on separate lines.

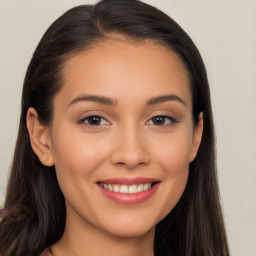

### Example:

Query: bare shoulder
xmin=40 ymin=249 xmax=52 ymax=256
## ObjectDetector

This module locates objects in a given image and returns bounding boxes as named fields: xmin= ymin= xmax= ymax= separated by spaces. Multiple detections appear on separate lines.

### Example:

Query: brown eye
xmin=152 ymin=116 xmax=166 ymax=125
xmin=148 ymin=115 xmax=177 ymax=126
xmin=81 ymin=115 xmax=109 ymax=126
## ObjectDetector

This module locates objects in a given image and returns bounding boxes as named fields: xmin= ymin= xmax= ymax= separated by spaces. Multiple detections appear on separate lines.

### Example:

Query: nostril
xmin=110 ymin=144 xmax=151 ymax=168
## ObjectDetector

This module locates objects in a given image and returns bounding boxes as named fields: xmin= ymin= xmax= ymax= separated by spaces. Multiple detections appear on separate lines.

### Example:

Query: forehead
xmin=57 ymin=38 xmax=192 ymax=109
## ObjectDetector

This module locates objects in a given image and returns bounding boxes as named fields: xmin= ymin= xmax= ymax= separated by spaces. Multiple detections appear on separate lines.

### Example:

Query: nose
xmin=110 ymin=125 xmax=150 ymax=169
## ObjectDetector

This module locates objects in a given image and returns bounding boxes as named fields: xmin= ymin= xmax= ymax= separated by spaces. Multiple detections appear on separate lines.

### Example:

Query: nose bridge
xmin=110 ymin=121 xmax=150 ymax=168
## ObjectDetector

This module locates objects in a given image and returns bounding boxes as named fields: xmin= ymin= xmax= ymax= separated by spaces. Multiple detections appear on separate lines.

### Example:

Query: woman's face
xmin=46 ymin=38 xmax=202 ymax=237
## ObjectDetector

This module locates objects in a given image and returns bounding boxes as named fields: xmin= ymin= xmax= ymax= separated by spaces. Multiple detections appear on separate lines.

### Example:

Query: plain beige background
xmin=0 ymin=0 xmax=255 ymax=255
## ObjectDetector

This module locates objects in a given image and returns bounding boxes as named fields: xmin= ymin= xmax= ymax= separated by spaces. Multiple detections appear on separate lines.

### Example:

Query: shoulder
xmin=40 ymin=248 xmax=53 ymax=256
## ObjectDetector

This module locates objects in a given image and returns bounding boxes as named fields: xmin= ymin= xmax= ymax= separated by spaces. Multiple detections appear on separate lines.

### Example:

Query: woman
xmin=0 ymin=0 xmax=230 ymax=255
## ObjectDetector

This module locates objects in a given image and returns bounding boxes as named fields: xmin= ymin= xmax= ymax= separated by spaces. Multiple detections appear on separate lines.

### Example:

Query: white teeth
xmin=120 ymin=185 xmax=129 ymax=193
xmin=100 ymin=183 xmax=153 ymax=193
xmin=128 ymin=185 xmax=138 ymax=193
xmin=143 ymin=183 xmax=149 ymax=190
xmin=137 ymin=184 xmax=144 ymax=192
xmin=113 ymin=185 xmax=119 ymax=192
xmin=107 ymin=184 xmax=113 ymax=191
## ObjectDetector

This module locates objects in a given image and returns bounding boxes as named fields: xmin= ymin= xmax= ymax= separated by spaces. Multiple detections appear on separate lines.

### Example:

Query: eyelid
xmin=77 ymin=113 xmax=111 ymax=126
xmin=76 ymin=112 xmax=179 ymax=127
xmin=146 ymin=115 xmax=178 ymax=126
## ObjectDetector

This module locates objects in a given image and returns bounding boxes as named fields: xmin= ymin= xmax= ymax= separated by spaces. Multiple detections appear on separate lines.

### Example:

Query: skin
xmin=27 ymin=37 xmax=203 ymax=256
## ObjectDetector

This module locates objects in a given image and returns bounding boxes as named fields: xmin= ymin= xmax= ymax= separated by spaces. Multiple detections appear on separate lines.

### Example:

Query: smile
xmin=99 ymin=183 xmax=153 ymax=193
xmin=97 ymin=177 xmax=160 ymax=205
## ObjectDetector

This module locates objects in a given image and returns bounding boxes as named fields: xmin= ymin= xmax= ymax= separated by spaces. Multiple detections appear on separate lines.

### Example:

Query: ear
xmin=189 ymin=112 xmax=203 ymax=162
xmin=26 ymin=107 xmax=54 ymax=166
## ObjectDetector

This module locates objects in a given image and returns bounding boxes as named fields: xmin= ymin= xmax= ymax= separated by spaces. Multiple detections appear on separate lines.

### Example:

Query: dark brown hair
xmin=0 ymin=0 xmax=229 ymax=255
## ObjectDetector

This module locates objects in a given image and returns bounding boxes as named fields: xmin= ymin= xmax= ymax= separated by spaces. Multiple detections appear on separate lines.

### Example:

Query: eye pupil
xmin=153 ymin=116 xmax=165 ymax=125
xmin=88 ymin=116 xmax=101 ymax=125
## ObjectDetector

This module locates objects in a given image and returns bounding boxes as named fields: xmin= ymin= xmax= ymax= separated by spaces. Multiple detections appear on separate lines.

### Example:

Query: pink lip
xmin=97 ymin=177 xmax=160 ymax=205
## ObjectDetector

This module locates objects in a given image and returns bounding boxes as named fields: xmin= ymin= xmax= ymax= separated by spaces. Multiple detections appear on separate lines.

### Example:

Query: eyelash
xmin=78 ymin=115 xmax=178 ymax=127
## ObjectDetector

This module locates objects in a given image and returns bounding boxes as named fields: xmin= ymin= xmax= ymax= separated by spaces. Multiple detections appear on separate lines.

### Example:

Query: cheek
xmin=50 ymin=129 xmax=112 ymax=225
xmin=154 ymin=127 xmax=193 ymax=172
xmin=51 ymin=127 xmax=108 ymax=195
xmin=151 ymin=128 xmax=193 ymax=219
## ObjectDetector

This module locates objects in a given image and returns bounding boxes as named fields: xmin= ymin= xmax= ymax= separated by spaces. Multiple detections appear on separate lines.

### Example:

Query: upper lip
xmin=97 ymin=177 xmax=160 ymax=185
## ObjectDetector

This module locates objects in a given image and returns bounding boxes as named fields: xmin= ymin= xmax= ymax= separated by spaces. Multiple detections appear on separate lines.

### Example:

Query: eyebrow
xmin=67 ymin=93 xmax=186 ymax=108
xmin=146 ymin=94 xmax=186 ymax=106
xmin=68 ymin=94 xmax=117 ymax=107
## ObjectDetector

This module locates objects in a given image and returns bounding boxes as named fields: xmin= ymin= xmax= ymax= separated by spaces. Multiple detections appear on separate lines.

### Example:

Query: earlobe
xmin=189 ymin=112 xmax=203 ymax=162
xmin=26 ymin=107 xmax=54 ymax=166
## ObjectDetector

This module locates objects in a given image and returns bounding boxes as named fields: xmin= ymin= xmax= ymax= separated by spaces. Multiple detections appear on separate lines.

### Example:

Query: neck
xmin=52 ymin=207 xmax=155 ymax=256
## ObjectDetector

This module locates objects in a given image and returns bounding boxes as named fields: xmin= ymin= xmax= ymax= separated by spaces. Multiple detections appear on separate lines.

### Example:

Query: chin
xmin=97 ymin=214 xmax=158 ymax=238
xmin=106 ymin=225 xmax=155 ymax=238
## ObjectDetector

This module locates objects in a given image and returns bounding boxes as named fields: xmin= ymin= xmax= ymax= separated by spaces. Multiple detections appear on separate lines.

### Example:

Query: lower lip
xmin=97 ymin=183 xmax=160 ymax=205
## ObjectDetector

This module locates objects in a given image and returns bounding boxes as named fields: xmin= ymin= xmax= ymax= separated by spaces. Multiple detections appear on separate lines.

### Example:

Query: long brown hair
xmin=0 ymin=0 xmax=229 ymax=255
